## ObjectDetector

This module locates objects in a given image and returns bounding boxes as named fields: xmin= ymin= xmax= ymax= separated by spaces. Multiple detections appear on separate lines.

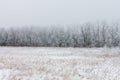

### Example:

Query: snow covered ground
xmin=0 ymin=47 xmax=120 ymax=80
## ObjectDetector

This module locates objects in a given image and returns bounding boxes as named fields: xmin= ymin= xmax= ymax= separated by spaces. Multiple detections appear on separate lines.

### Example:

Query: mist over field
xmin=0 ymin=0 xmax=120 ymax=27
xmin=0 ymin=0 xmax=120 ymax=80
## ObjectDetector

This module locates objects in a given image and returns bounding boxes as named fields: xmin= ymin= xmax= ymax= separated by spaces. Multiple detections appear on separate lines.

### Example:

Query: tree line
xmin=0 ymin=22 xmax=120 ymax=47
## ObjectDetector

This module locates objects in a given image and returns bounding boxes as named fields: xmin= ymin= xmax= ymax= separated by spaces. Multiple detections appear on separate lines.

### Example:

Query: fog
xmin=0 ymin=0 xmax=120 ymax=27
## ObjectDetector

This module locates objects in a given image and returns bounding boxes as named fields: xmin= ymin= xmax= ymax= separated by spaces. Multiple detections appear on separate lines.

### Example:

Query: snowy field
xmin=0 ymin=47 xmax=120 ymax=80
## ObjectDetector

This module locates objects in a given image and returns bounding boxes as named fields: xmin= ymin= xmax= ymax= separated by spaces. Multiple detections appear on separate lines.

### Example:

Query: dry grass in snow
xmin=0 ymin=47 xmax=120 ymax=80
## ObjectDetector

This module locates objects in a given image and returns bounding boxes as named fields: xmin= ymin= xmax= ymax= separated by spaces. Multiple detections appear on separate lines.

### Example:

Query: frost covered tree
xmin=0 ymin=22 xmax=120 ymax=47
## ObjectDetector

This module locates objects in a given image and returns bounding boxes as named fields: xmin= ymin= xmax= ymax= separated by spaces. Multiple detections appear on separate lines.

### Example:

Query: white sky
xmin=0 ymin=0 xmax=120 ymax=27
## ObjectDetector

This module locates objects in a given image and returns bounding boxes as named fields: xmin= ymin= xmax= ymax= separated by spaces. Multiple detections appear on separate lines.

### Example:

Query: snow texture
xmin=0 ymin=47 xmax=120 ymax=80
